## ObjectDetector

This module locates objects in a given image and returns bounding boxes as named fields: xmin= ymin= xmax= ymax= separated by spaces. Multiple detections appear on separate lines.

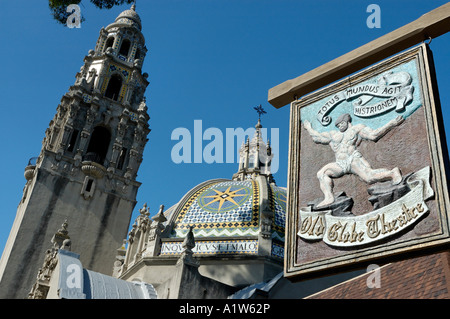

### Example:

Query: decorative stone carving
xmin=28 ymin=221 xmax=71 ymax=299
xmin=117 ymin=111 xmax=129 ymax=138
xmin=86 ymin=108 xmax=96 ymax=125
xmin=149 ymin=205 xmax=166 ymax=241
xmin=260 ymin=217 xmax=272 ymax=239
xmin=112 ymin=240 xmax=127 ymax=278
xmin=144 ymin=205 xmax=167 ymax=257
xmin=303 ymin=113 xmax=404 ymax=208
xmin=177 ymin=226 xmax=199 ymax=267
xmin=367 ymin=172 xmax=413 ymax=210
xmin=307 ymin=191 xmax=354 ymax=217
xmin=83 ymin=68 xmax=97 ymax=92
xmin=121 ymin=203 xmax=152 ymax=270
xmin=24 ymin=165 xmax=36 ymax=181
xmin=103 ymin=109 xmax=112 ymax=125
xmin=74 ymin=150 xmax=83 ymax=167
xmin=81 ymin=161 xmax=106 ymax=179
xmin=68 ymin=101 xmax=80 ymax=124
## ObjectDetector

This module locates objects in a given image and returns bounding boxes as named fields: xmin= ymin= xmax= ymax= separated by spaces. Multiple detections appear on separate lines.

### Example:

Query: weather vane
xmin=254 ymin=104 xmax=267 ymax=119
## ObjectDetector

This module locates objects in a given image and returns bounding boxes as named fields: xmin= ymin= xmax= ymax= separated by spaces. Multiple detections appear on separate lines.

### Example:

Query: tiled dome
xmin=168 ymin=178 xmax=286 ymax=242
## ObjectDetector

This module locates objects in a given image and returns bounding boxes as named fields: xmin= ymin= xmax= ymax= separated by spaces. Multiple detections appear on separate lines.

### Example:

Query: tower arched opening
xmin=104 ymin=37 xmax=114 ymax=52
xmin=86 ymin=126 xmax=111 ymax=165
xmin=119 ymin=39 xmax=131 ymax=57
xmin=104 ymin=74 xmax=123 ymax=101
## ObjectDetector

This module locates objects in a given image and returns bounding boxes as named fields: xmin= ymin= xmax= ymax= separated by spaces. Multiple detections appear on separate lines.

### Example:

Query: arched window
xmin=134 ymin=48 xmax=141 ymax=60
xmin=117 ymin=147 xmax=128 ymax=170
xmin=248 ymin=155 xmax=255 ymax=168
xmin=119 ymin=39 xmax=131 ymax=57
xmin=104 ymin=74 xmax=122 ymax=101
xmin=86 ymin=126 xmax=111 ymax=165
xmin=239 ymin=155 xmax=245 ymax=170
xmin=67 ymin=129 xmax=79 ymax=153
xmin=104 ymin=37 xmax=114 ymax=52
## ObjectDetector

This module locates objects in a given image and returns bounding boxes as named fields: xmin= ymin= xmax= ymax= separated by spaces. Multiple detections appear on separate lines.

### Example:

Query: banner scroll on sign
xmin=297 ymin=166 xmax=433 ymax=247
xmin=317 ymin=71 xmax=414 ymax=126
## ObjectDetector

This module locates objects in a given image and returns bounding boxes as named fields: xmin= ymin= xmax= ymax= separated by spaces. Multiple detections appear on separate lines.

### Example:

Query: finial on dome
xmin=253 ymin=104 xmax=266 ymax=129
xmin=232 ymin=105 xmax=275 ymax=182
xmin=131 ymin=0 xmax=137 ymax=10
xmin=253 ymin=104 xmax=267 ymax=119
xmin=255 ymin=118 xmax=262 ymax=129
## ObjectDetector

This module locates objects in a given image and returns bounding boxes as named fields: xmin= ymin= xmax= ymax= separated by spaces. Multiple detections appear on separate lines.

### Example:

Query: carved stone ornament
xmin=81 ymin=161 xmax=106 ymax=179
xmin=29 ymin=221 xmax=71 ymax=299
xmin=177 ymin=226 xmax=200 ymax=267
xmin=24 ymin=165 xmax=36 ymax=181
xmin=260 ymin=218 xmax=272 ymax=239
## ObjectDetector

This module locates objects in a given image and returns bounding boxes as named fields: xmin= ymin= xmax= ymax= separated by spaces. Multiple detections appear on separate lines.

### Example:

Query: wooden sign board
xmin=285 ymin=44 xmax=450 ymax=279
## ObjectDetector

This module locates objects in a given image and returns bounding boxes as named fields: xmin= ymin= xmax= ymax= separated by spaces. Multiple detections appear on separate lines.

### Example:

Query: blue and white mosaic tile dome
xmin=167 ymin=178 xmax=286 ymax=243
xmin=157 ymin=119 xmax=286 ymax=260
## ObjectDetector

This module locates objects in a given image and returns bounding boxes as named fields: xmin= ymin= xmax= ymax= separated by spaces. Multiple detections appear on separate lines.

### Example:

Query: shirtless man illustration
xmin=303 ymin=113 xmax=404 ymax=208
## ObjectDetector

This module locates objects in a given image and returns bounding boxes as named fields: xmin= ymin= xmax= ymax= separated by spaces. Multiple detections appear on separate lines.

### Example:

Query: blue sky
xmin=0 ymin=0 xmax=449 ymax=254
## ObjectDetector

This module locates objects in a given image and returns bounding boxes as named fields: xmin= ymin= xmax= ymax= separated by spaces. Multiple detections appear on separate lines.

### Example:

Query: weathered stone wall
xmin=0 ymin=160 xmax=138 ymax=298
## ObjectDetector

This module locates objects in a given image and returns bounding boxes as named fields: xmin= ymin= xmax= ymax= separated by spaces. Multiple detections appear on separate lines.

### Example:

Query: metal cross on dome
xmin=254 ymin=104 xmax=267 ymax=119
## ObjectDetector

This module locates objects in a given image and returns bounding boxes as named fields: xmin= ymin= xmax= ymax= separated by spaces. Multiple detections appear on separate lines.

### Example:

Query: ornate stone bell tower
xmin=0 ymin=5 xmax=150 ymax=298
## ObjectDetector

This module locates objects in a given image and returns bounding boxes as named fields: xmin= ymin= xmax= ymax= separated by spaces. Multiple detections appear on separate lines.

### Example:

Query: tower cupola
xmin=232 ymin=119 xmax=274 ymax=182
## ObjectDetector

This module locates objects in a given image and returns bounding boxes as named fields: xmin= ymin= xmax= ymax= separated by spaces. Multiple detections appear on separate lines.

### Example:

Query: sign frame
xmin=285 ymin=43 xmax=450 ymax=279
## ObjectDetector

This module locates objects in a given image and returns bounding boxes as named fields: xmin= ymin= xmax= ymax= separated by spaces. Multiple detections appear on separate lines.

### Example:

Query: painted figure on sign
xmin=303 ymin=113 xmax=404 ymax=208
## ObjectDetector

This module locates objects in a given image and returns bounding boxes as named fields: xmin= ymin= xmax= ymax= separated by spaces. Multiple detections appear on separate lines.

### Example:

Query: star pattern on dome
xmin=202 ymin=186 xmax=246 ymax=212
xmin=173 ymin=180 xmax=260 ymax=236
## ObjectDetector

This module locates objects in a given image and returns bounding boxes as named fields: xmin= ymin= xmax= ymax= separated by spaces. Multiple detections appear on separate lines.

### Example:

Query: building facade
xmin=27 ymin=111 xmax=292 ymax=299
xmin=3 ymin=4 xmax=450 ymax=300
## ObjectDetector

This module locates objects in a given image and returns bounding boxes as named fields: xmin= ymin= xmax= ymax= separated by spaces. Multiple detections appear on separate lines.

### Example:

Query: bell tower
xmin=0 ymin=5 xmax=150 ymax=298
